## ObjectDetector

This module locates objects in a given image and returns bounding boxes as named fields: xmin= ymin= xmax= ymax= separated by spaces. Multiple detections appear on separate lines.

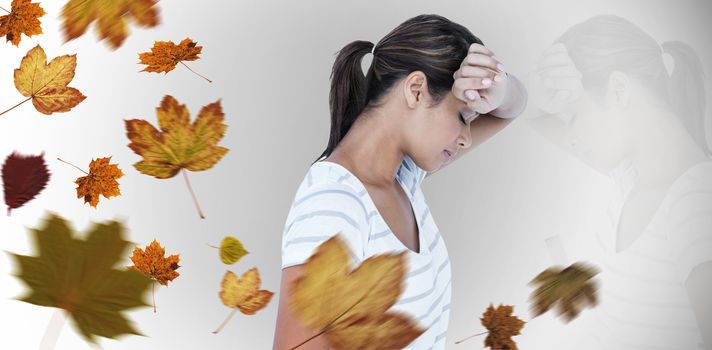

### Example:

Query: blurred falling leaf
xmin=60 ymin=0 xmax=159 ymax=49
xmin=528 ymin=262 xmax=600 ymax=322
xmin=0 ymin=45 xmax=85 ymax=117
xmin=288 ymin=234 xmax=424 ymax=350
xmin=213 ymin=268 xmax=273 ymax=333
xmin=2 ymin=151 xmax=50 ymax=215
xmin=124 ymin=95 xmax=229 ymax=218
xmin=480 ymin=304 xmax=526 ymax=350
xmin=127 ymin=239 xmax=179 ymax=312
xmin=7 ymin=212 xmax=152 ymax=344
xmin=138 ymin=37 xmax=211 ymax=82
xmin=71 ymin=156 xmax=124 ymax=208
xmin=0 ymin=0 xmax=45 ymax=46
xmin=219 ymin=236 xmax=248 ymax=265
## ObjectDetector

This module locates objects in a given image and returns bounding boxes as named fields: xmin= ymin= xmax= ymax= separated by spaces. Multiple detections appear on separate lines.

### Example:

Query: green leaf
xmin=7 ymin=212 xmax=153 ymax=344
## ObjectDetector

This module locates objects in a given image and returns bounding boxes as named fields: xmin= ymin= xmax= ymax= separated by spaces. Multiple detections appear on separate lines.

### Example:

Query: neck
xmin=625 ymin=104 xmax=709 ymax=192
xmin=326 ymin=107 xmax=405 ymax=186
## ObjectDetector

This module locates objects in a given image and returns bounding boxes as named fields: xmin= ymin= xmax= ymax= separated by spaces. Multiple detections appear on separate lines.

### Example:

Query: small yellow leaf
xmin=219 ymin=236 xmax=248 ymax=265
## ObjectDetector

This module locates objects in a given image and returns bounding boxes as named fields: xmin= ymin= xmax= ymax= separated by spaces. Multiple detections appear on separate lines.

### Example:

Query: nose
xmin=457 ymin=124 xmax=472 ymax=149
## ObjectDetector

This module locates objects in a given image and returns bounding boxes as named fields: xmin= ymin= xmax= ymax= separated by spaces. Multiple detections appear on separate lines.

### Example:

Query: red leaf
xmin=2 ymin=151 xmax=50 ymax=215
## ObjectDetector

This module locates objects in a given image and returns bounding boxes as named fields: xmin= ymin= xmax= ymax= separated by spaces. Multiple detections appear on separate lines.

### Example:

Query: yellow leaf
xmin=10 ymin=45 xmax=85 ymax=115
xmin=219 ymin=236 xmax=248 ymax=265
xmin=214 ymin=268 xmax=273 ymax=333
xmin=288 ymin=234 xmax=425 ymax=349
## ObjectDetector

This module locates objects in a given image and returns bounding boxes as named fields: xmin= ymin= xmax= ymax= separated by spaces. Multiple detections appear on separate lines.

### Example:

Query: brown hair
xmin=314 ymin=14 xmax=482 ymax=164
xmin=556 ymin=14 xmax=710 ymax=157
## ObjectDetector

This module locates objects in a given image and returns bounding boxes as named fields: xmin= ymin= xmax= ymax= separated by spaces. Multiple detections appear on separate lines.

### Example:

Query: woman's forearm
xmin=489 ymin=73 xmax=528 ymax=119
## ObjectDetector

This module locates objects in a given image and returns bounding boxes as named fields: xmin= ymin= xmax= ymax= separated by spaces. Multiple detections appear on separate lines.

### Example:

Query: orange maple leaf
xmin=60 ymin=0 xmax=160 ymax=49
xmin=128 ymin=239 xmax=180 ymax=286
xmin=138 ymin=38 xmax=210 ymax=82
xmin=0 ymin=0 xmax=45 ymax=46
xmin=480 ymin=303 xmax=526 ymax=350
xmin=74 ymin=156 xmax=124 ymax=208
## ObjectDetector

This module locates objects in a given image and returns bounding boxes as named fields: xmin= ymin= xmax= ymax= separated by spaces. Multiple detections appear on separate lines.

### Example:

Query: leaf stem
xmin=39 ymin=309 xmax=67 ymax=350
xmin=181 ymin=169 xmax=205 ymax=219
xmin=454 ymin=330 xmax=489 ymax=344
xmin=0 ymin=97 xmax=31 ymax=117
xmin=56 ymin=158 xmax=89 ymax=175
xmin=152 ymin=282 xmax=156 ymax=313
xmin=206 ymin=243 xmax=219 ymax=249
xmin=290 ymin=272 xmax=381 ymax=350
xmin=179 ymin=61 xmax=212 ymax=83
xmin=0 ymin=6 xmax=9 ymax=13
xmin=212 ymin=308 xmax=238 ymax=334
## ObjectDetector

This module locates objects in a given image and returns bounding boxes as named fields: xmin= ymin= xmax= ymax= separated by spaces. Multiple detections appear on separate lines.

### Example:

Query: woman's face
xmin=409 ymin=92 xmax=475 ymax=172
xmin=526 ymin=90 xmax=630 ymax=174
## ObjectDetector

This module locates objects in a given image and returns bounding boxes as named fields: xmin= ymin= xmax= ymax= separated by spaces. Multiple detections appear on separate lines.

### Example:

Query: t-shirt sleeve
xmin=665 ymin=174 xmax=712 ymax=284
xmin=281 ymin=182 xmax=370 ymax=269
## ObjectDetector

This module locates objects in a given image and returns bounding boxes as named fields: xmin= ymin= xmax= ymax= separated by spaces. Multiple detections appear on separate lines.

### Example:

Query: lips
xmin=443 ymin=150 xmax=453 ymax=162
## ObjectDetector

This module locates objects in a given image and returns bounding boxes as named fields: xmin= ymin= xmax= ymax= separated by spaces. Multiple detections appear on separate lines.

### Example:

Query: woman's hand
xmin=528 ymin=42 xmax=584 ymax=124
xmin=452 ymin=43 xmax=508 ymax=117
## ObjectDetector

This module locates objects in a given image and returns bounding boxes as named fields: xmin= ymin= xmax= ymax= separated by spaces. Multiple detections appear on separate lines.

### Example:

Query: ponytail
xmin=313 ymin=41 xmax=375 ymax=164
xmin=661 ymin=41 xmax=711 ymax=157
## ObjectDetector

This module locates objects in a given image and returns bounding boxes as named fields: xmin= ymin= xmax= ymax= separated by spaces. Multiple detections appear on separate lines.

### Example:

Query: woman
xmin=526 ymin=14 xmax=711 ymax=350
xmin=273 ymin=14 xmax=527 ymax=349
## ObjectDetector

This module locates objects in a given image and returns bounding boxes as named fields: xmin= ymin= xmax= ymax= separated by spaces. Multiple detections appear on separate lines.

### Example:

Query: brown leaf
xmin=60 ymin=0 xmax=159 ymax=49
xmin=2 ymin=151 xmax=50 ymax=215
xmin=481 ymin=303 xmax=526 ymax=350
xmin=528 ymin=262 xmax=600 ymax=322
xmin=0 ymin=0 xmax=45 ymax=46
xmin=127 ymin=239 xmax=180 ymax=286
xmin=138 ymin=38 xmax=202 ymax=74
xmin=75 ymin=156 xmax=124 ymax=208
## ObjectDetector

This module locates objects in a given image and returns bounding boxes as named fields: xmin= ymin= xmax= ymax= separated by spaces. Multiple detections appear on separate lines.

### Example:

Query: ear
xmin=606 ymin=70 xmax=630 ymax=110
xmin=403 ymin=71 xmax=428 ymax=108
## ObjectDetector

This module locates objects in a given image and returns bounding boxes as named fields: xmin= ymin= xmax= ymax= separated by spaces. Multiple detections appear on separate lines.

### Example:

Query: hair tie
xmin=370 ymin=44 xmax=376 ymax=55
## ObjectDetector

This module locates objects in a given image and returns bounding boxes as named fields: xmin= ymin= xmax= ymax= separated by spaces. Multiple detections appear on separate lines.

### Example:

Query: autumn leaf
xmin=124 ymin=95 xmax=229 ymax=218
xmin=0 ymin=0 xmax=45 ymax=46
xmin=213 ymin=268 xmax=273 ymax=333
xmin=2 ymin=151 xmax=50 ymax=215
xmin=138 ymin=37 xmax=211 ymax=82
xmin=66 ymin=156 xmax=124 ymax=208
xmin=528 ymin=262 xmax=600 ymax=322
xmin=218 ymin=236 xmax=248 ymax=265
xmin=60 ymin=0 xmax=159 ymax=49
xmin=288 ymin=233 xmax=424 ymax=350
xmin=478 ymin=303 xmax=526 ymax=350
xmin=0 ymin=45 xmax=86 ymax=117
xmin=127 ymin=239 xmax=180 ymax=313
xmin=7 ymin=212 xmax=153 ymax=344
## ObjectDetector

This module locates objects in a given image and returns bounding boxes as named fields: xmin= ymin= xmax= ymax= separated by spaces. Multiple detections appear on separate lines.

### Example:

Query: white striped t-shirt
xmin=281 ymin=154 xmax=451 ymax=349
xmin=573 ymin=160 xmax=712 ymax=350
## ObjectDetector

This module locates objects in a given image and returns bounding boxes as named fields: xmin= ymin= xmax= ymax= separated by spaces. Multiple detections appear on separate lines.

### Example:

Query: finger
xmin=461 ymin=52 xmax=505 ymax=73
xmin=452 ymin=78 xmax=483 ymax=102
xmin=454 ymin=65 xmax=497 ymax=80
xmin=467 ymin=42 xmax=495 ymax=57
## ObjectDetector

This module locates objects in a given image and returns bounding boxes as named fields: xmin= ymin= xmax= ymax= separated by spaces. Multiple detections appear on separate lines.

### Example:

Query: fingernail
xmin=482 ymin=78 xmax=492 ymax=86
xmin=497 ymin=63 xmax=505 ymax=71
xmin=466 ymin=90 xmax=477 ymax=101
xmin=494 ymin=75 xmax=502 ymax=82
